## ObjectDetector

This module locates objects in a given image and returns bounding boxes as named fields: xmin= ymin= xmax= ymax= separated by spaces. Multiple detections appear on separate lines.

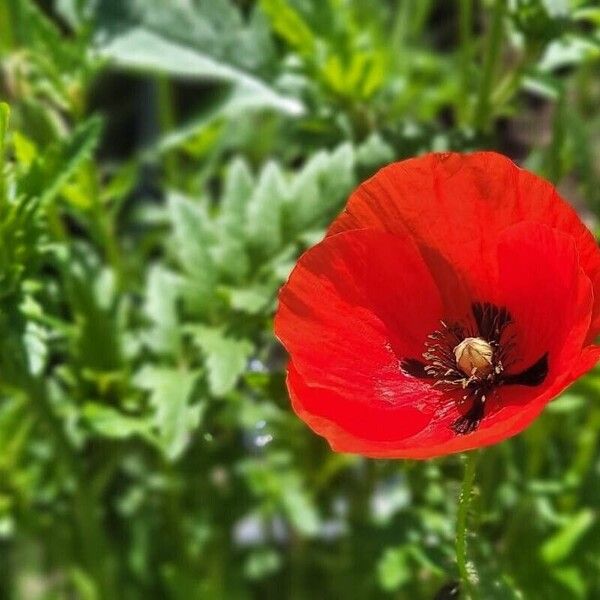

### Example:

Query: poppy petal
xmin=281 ymin=222 xmax=594 ymax=459
xmin=287 ymin=362 xmax=433 ymax=449
xmin=328 ymin=152 xmax=600 ymax=341
xmin=400 ymin=223 xmax=594 ymax=458
xmin=275 ymin=229 xmax=444 ymax=422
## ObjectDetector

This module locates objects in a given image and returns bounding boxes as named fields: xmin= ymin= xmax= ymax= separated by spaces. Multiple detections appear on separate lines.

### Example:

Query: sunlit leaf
xmin=133 ymin=366 xmax=202 ymax=460
xmin=188 ymin=325 xmax=253 ymax=397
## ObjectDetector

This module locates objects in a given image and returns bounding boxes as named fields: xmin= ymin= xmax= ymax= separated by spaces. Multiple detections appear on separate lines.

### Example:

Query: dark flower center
xmin=401 ymin=302 xmax=548 ymax=435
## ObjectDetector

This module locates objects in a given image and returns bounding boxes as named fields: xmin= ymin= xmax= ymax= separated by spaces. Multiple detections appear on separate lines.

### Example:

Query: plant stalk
xmin=456 ymin=450 xmax=479 ymax=600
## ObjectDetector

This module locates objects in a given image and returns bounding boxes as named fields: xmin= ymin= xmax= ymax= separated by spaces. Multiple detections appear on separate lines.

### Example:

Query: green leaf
xmin=18 ymin=116 xmax=102 ymax=209
xmin=12 ymin=131 xmax=38 ymax=168
xmin=0 ymin=102 xmax=9 ymax=203
xmin=211 ymin=234 xmax=250 ymax=282
xmin=259 ymin=0 xmax=316 ymax=56
xmin=220 ymin=157 xmax=254 ymax=235
xmin=23 ymin=322 xmax=47 ymax=377
xmin=282 ymin=482 xmax=320 ymax=535
xmin=167 ymin=193 xmax=217 ymax=312
xmin=0 ymin=398 xmax=34 ymax=472
xmin=68 ymin=567 xmax=100 ymax=600
xmin=99 ymin=27 xmax=304 ymax=117
xmin=133 ymin=366 xmax=201 ymax=461
xmin=551 ymin=566 xmax=586 ymax=599
xmin=245 ymin=161 xmax=287 ymax=255
xmin=83 ymin=403 xmax=152 ymax=441
xmin=143 ymin=265 xmax=182 ymax=357
xmin=539 ymin=36 xmax=600 ymax=72
xmin=244 ymin=548 xmax=282 ymax=581
xmin=222 ymin=285 xmax=272 ymax=315
xmin=285 ymin=143 xmax=355 ymax=233
xmin=377 ymin=547 xmax=410 ymax=591
xmin=0 ymin=102 xmax=8 ymax=162
xmin=188 ymin=325 xmax=253 ymax=396
xmin=541 ymin=510 xmax=595 ymax=564
xmin=356 ymin=133 xmax=394 ymax=170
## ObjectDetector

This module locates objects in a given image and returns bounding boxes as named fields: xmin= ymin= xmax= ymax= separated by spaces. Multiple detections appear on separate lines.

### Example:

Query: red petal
xmin=329 ymin=152 xmax=600 ymax=341
xmin=406 ymin=223 xmax=594 ymax=458
xmin=496 ymin=223 xmax=592 ymax=377
xmin=571 ymin=345 xmax=600 ymax=380
xmin=274 ymin=229 xmax=444 ymax=432
xmin=287 ymin=362 xmax=432 ymax=449
xmin=280 ymin=223 xmax=594 ymax=459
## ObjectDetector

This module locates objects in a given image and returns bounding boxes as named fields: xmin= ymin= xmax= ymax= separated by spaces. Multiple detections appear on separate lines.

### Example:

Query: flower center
xmin=400 ymin=302 xmax=549 ymax=436
xmin=454 ymin=337 xmax=493 ymax=379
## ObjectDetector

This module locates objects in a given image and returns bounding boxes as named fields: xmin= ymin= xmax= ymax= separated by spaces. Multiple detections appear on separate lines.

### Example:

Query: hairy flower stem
xmin=456 ymin=450 xmax=479 ymax=600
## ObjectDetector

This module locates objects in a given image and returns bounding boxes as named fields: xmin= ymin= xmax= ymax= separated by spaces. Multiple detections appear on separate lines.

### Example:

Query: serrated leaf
xmin=287 ymin=154 xmax=326 ymax=232
xmin=356 ymin=133 xmax=394 ymax=170
xmin=133 ymin=366 xmax=201 ymax=461
xmin=320 ymin=143 xmax=355 ymax=204
xmin=143 ymin=265 xmax=182 ymax=356
xmin=211 ymin=236 xmax=250 ymax=282
xmin=167 ymin=193 xmax=217 ymax=312
xmin=245 ymin=162 xmax=287 ymax=255
xmin=285 ymin=143 xmax=355 ymax=233
xmin=188 ymin=325 xmax=253 ymax=396
xmin=220 ymin=157 xmax=254 ymax=234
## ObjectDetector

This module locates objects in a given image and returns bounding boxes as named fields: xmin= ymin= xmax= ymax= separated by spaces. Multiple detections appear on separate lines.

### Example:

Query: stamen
xmin=452 ymin=393 xmax=486 ymax=434
xmin=400 ymin=302 xmax=549 ymax=436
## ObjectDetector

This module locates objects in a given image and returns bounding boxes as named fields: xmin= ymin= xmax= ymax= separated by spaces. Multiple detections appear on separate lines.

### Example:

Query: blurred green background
xmin=1 ymin=0 xmax=600 ymax=598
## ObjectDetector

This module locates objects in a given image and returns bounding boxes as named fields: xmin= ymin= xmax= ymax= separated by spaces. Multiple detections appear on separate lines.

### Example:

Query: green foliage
xmin=1 ymin=0 xmax=600 ymax=598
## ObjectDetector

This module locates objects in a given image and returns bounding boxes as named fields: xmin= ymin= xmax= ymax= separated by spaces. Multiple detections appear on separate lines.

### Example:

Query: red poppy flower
xmin=274 ymin=152 xmax=600 ymax=459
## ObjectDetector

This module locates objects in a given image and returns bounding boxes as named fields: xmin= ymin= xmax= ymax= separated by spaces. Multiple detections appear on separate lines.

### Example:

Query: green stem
xmin=458 ymin=0 xmax=473 ymax=125
xmin=456 ymin=450 xmax=479 ymax=600
xmin=474 ymin=0 xmax=505 ymax=132
xmin=391 ymin=0 xmax=411 ymax=74
xmin=0 ymin=103 xmax=9 ymax=212
xmin=156 ymin=76 xmax=179 ymax=184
